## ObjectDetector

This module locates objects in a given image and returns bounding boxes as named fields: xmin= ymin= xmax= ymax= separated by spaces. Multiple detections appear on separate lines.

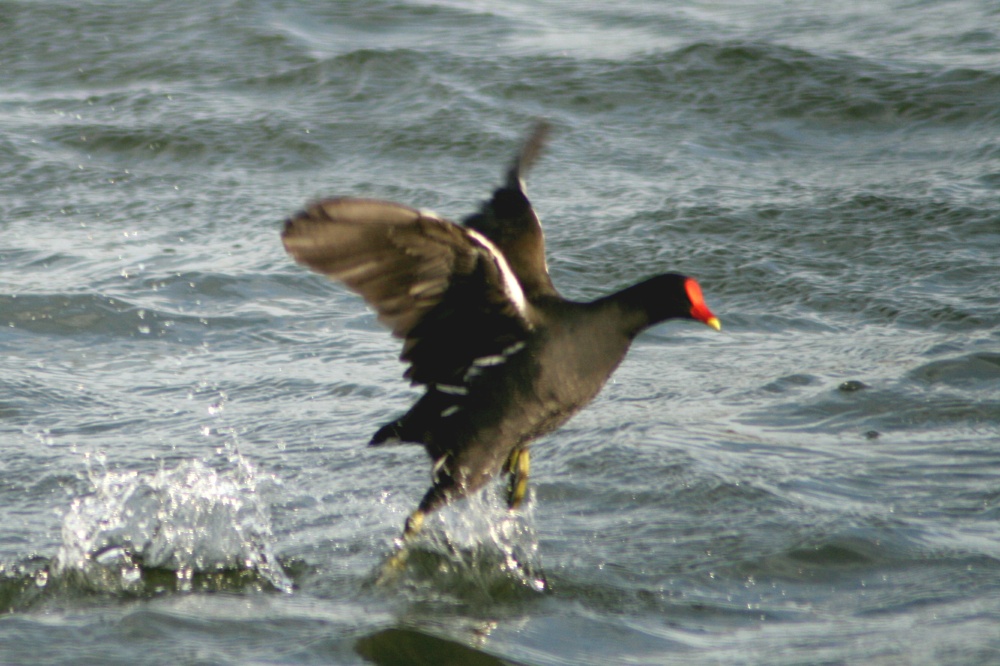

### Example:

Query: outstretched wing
xmin=463 ymin=121 xmax=557 ymax=298
xmin=282 ymin=197 xmax=533 ymax=387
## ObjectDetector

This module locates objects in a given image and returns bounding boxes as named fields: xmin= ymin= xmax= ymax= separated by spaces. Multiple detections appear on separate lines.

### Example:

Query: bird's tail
xmin=504 ymin=120 xmax=551 ymax=192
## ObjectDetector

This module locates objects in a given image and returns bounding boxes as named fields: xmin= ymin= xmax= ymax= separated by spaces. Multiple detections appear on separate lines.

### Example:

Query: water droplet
xmin=34 ymin=570 xmax=48 ymax=588
xmin=838 ymin=380 xmax=869 ymax=392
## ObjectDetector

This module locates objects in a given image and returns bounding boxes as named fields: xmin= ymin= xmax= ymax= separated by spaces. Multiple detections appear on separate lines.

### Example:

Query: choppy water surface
xmin=2 ymin=1 xmax=999 ymax=663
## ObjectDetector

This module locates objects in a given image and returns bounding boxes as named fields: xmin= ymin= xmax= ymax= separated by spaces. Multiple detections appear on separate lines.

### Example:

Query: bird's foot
xmin=373 ymin=508 xmax=426 ymax=585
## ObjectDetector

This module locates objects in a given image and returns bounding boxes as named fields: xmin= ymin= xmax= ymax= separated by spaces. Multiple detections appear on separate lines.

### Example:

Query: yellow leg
xmin=379 ymin=508 xmax=426 ymax=577
xmin=404 ymin=508 xmax=425 ymax=538
xmin=506 ymin=448 xmax=530 ymax=510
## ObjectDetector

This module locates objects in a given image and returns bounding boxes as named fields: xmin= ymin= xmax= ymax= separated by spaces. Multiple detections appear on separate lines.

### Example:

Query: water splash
xmin=375 ymin=487 xmax=548 ymax=600
xmin=52 ymin=457 xmax=292 ymax=594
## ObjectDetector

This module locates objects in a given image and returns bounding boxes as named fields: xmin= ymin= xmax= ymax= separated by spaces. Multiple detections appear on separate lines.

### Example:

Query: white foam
xmin=53 ymin=457 xmax=291 ymax=593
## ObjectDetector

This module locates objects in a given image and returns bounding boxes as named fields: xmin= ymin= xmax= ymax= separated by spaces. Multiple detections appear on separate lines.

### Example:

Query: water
xmin=2 ymin=0 xmax=999 ymax=663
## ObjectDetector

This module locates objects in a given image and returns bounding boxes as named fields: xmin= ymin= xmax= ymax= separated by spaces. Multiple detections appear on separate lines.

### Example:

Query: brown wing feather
xmin=282 ymin=197 xmax=532 ymax=386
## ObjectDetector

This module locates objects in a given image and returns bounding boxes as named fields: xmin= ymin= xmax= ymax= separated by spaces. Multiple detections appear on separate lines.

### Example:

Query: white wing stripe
xmin=464 ymin=228 xmax=528 ymax=318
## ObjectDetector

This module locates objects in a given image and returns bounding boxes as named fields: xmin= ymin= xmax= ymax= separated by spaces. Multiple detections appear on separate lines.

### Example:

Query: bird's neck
xmin=596 ymin=274 xmax=691 ymax=338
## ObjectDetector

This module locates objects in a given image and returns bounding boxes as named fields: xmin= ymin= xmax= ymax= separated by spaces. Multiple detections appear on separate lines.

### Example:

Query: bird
xmin=281 ymin=121 xmax=720 ymax=549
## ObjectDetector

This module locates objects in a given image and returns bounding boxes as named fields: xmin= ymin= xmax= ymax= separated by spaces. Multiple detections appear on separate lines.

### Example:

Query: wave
xmin=252 ymin=41 xmax=1000 ymax=128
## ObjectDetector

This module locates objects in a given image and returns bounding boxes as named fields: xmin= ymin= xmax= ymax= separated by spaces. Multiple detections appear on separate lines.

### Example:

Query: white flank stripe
xmin=503 ymin=341 xmax=526 ymax=356
xmin=473 ymin=354 xmax=506 ymax=367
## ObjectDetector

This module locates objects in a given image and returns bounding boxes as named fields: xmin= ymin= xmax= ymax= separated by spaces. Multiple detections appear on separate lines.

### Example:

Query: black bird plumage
xmin=281 ymin=122 xmax=720 ymax=540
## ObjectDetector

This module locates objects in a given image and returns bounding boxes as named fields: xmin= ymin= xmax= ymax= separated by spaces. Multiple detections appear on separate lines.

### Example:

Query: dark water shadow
xmin=355 ymin=626 xmax=526 ymax=666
